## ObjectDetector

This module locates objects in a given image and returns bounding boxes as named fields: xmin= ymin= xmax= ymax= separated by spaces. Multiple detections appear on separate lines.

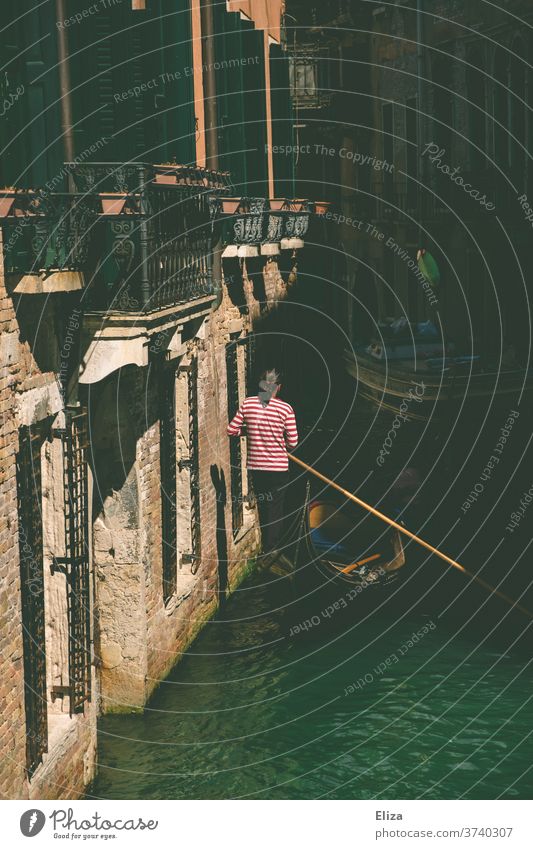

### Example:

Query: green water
xmin=91 ymin=567 xmax=533 ymax=800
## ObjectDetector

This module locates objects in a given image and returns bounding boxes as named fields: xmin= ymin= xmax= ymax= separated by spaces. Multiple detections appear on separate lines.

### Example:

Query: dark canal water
xmin=91 ymin=560 xmax=533 ymax=799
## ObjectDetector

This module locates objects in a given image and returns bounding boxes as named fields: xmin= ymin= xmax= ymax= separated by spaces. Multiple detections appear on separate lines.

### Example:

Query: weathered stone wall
xmin=28 ymin=716 xmax=97 ymax=801
xmin=142 ymin=287 xmax=261 ymax=692
xmin=0 ymin=234 xmax=27 ymax=800
xmin=93 ymin=260 xmax=289 ymax=713
xmin=0 ymin=233 xmax=98 ymax=799
xmin=90 ymin=366 xmax=148 ymax=712
xmin=0 ymin=244 xmax=292 ymax=797
xmin=91 ymin=270 xmax=270 ymax=712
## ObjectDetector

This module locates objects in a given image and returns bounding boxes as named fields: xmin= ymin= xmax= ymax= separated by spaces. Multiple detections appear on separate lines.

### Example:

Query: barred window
xmin=59 ymin=410 xmax=91 ymax=712
xmin=160 ymin=367 xmax=178 ymax=603
xmin=226 ymin=340 xmax=244 ymax=537
xmin=188 ymin=355 xmax=201 ymax=567
xmin=17 ymin=426 xmax=47 ymax=777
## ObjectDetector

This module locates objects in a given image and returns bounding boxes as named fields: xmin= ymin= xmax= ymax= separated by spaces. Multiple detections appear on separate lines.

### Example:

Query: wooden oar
xmin=288 ymin=453 xmax=533 ymax=621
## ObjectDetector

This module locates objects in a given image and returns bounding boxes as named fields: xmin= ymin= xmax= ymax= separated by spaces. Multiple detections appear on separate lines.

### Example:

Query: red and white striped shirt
xmin=227 ymin=395 xmax=298 ymax=471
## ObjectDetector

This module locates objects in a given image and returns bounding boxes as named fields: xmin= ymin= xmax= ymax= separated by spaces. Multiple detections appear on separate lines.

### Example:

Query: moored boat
xmin=345 ymin=344 xmax=532 ymax=422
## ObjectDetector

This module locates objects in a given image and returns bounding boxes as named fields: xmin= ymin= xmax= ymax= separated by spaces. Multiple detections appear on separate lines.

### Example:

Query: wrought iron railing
xmin=215 ymin=197 xmax=318 ymax=247
xmin=0 ymin=190 xmax=98 ymax=275
xmin=67 ymin=162 xmax=232 ymax=312
xmin=1 ymin=170 xmax=321 ymax=306
xmin=17 ymin=426 xmax=48 ymax=777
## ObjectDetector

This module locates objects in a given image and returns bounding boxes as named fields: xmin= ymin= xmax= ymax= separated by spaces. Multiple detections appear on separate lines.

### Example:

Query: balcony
xmin=66 ymin=161 xmax=231 ymax=385
xmin=69 ymin=162 xmax=232 ymax=313
xmin=0 ymin=190 xmax=98 ymax=293
xmin=0 ymin=163 xmax=232 ymax=305
xmin=214 ymin=197 xmax=328 ymax=257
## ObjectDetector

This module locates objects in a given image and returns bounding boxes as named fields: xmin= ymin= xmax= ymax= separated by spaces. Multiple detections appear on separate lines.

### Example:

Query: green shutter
xmin=69 ymin=2 xmax=125 ymax=161
xmin=214 ymin=9 xmax=247 ymax=189
xmin=71 ymin=1 xmax=151 ymax=161
xmin=241 ymin=23 xmax=267 ymax=198
xmin=270 ymin=43 xmax=294 ymax=197
xmin=159 ymin=0 xmax=196 ymax=164
xmin=0 ymin=0 xmax=62 ymax=187
xmin=214 ymin=9 xmax=268 ymax=196
xmin=70 ymin=0 xmax=196 ymax=164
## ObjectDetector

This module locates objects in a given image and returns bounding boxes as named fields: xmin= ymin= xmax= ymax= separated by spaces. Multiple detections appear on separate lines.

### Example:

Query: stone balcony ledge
xmin=79 ymin=295 xmax=214 ymax=384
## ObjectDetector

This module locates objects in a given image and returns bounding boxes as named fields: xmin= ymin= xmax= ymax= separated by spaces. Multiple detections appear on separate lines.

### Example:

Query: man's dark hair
xmin=259 ymin=368 xmax=283 ymax=385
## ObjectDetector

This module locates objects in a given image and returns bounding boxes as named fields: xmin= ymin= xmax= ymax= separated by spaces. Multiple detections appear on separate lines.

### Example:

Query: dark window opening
xmin=466 ymin=49 xmax=487 ymax=170
xmin=188 ymin=355 xmax=201 ymax=567
xmin=382 ymin=103 xmax=394 ymax=205
xmin=432 ymin=57 xmax=454 ymax=203
xmin=509 ymin=47 xmax=526 ymax=176
xmin=493 ymin=48 xmax=509 ymax=169
xmin=60 ymin=410 xmax=92 ymax=713
xmin=383 ymin=249 xmax=396 ymax=319
xmin=405 ymin=96 xmax=418 ymax=210
xmin=244 ymin=335 xmax=256 ymax=507
xmin=17 ymin=425 xmax=47 ymax=777
xmin=226 ymin=341 xmax=243 ymax=537
xmin=160 ymin=367 xmax=178 ymax=603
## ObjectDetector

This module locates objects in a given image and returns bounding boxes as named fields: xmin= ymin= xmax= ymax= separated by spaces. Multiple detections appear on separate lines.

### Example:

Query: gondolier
xmin=227 ymin=368 xmax=298 ymax=554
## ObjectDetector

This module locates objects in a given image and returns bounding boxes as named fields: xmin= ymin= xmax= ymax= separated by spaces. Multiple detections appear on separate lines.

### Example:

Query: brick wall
xmin=0 ymin=246 xmax=292 ymax=796
xmin=94 ymin=261 xmax=288 ymax=713
xmin=0 ymin=233 xmax=98 ymax=799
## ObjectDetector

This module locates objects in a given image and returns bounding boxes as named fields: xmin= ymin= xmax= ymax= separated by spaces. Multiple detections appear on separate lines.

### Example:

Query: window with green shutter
xmin=240 ymin=23 xmax=267 ymax=198
xmin=0 ymin=0 xmax=63 ymax=188
xmin=213 ymin=9 xmax=268 ymax=196
xmin=69 ymin=0 xmax=196 ymax=164
xmin=158 ymin=0 xmax=196 ymax=164
xmin=270 ymin=43 xmax=295 ymax=198
xmin=214 ymin=9 xmax=247 ymax=189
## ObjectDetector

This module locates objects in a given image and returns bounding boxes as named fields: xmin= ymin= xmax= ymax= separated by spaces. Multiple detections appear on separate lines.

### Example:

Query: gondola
xmin=269 ymin=480 xmax=406 ymax=594
xmin=303 ymin=495 xmax=405 ymax=588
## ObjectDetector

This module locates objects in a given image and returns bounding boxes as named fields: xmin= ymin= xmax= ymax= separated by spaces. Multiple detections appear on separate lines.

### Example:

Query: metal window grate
xmin=243 ymin=334 xmax=256 ymax=507
xmin=160 ymin=368 xmax=178 ymax=602
xmin=244 ymin=333 xmax=256 ymax=389
xmin=188 ymin=355 xmax=202 ymax=570
xmin=16 ymin=426 xmax=48 ymax=777
xmin=60 ymin=410 xmax=91 ymax=714
xmin=226 ymin=341 xmax=243 ymax=536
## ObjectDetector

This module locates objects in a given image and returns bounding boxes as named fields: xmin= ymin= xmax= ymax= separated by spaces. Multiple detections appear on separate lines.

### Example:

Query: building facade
xmin=0 ymin=0 xmax=312 ymax=799
xmin=286 ymin=0 xmax=533 ymax=361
